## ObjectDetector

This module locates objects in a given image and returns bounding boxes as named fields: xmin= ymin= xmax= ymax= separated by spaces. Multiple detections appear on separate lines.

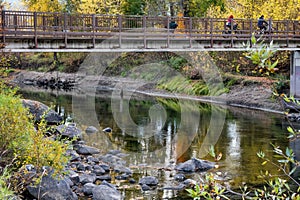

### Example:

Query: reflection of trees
xmin=219 ymin=107 xmax=288 ymax=186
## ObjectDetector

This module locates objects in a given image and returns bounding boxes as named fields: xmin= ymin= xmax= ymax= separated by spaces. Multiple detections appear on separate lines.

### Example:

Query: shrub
xmin=0 ymin=82 xmax=70 ymax=192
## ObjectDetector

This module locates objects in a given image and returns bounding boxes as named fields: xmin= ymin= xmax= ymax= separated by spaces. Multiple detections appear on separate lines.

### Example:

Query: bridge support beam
xmin=291 ymin=51 xmax=300 ymax=97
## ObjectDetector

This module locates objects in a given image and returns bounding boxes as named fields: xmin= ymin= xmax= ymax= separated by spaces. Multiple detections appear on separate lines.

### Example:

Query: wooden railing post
xmin=143 ymin=15 xmax=146 ymax=48
xmin=64 ymin=12 xmax=68 ymax=48
xmin=92 ymin=14 xmax=95 ymax=48
xmin=189 ymin=17 xmax=192 ymax=48
xmin=286 ymin=20 xmax=289 ymax=47
xmin=210 ymin=18 xmax=213 ymax=48
xmin=250 ymin=19 xmax=253 ymax=47
xmin=13 ymin=13 xmax=17 ymax=32
xmin=118 ymin=15 xmax=122 ymax=48
xmin=34 ymin=12 xmax=37 ymax=48
xmin=167 ymin=16 xmax=170 ymax=48
xmin=1 ymin=10 xmax=5 ymax=43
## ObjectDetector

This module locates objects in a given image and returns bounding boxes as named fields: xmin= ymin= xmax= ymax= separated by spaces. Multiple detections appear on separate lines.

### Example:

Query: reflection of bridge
xmin=1 ymin=10 xmax=300 ymax=52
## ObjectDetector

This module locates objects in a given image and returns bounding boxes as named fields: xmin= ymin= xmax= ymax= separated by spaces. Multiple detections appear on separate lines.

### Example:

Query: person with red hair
xmin=226 ymin=15 xmax=238 ymax=30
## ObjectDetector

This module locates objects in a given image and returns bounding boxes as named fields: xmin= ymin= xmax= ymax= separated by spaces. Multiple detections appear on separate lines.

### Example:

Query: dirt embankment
xmin=9 ymin=70 xmax=284 ymax=114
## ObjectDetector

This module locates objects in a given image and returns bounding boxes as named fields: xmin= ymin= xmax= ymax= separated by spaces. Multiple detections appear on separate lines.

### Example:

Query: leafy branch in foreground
xmin=243 ymin=34 xmax=279 ymax=76
xmin=186 ymin=143 xmax=300 ymax=199
xmin=257 ymin=144 xmax=300 ymax=187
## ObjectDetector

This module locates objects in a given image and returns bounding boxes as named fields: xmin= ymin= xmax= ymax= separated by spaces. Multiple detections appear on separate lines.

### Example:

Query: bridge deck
xmin=1 ymin=10 xmax=300 ymax=52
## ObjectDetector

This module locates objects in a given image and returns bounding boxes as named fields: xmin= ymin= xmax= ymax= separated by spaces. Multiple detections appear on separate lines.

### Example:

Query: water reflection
xmin=21 ymin=89 xmax=289 ymax=191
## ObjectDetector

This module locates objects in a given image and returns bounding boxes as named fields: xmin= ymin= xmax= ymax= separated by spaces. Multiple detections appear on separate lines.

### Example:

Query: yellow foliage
xmin=23 ymin=0 xmax=62 ymax=12
xmin=77 ymin=0 xmax=124 ymax=14
xmin=0 ymin=82 xmax=70 ymax=176
xmin=208 ymin=0 xmax=300 ymax=20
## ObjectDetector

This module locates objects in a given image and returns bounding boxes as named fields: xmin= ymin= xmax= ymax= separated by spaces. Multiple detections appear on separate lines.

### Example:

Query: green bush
xmin=0 ymin=84 xmax=32 ymax=164
xmin=0 ymin=82 xmax=70 ymax=189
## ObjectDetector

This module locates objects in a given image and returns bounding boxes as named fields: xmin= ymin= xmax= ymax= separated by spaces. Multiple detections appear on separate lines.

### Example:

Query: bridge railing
xmin=1 ymin=10 xmax=300 ymax=49
xmin=2 ymin=10 xmax=300 ymax=35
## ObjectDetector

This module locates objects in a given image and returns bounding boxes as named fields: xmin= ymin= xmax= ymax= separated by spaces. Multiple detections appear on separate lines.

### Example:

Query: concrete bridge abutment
xmin=291 ymin=51 xmax=300 ymax=98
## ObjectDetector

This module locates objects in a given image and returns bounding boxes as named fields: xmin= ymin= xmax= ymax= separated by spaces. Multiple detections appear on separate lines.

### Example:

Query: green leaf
xmin=278 ymin=159 xmax=289 ymax=163
xmin=261 ymin=161 xmax=268 ymax=165
xmin=289 ymin=166 xmax=297 ymax=175
xmin=287 ymin=126 xmax=295 ymax=134
xmin=251 ymin=35 xmax=257 ymax=45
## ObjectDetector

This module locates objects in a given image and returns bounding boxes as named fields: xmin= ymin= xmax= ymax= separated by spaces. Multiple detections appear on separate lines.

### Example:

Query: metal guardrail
xmin=1 ymin=10 xmax=300 ymax=51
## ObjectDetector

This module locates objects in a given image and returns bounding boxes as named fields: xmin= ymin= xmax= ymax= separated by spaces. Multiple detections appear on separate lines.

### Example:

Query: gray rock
xmin=69 ymin=173 xmax=80 ymax=185
xmin=56 ymin=124 xmax=82 ymax=140
xmin=100 ymin=154 xmax=126 ymax=166
xmin=74 ymin=144 xmax=100 ymax=155
xmin=138 ymin=176 xmax=158 ymax=186
xmin=102 ymin=127 xmax=112 ymax=133
xmin=93 ymin=166 xmax=106 ymax=175
xmin=183 ymin=179 xmax=197 ymax=186
xmin=115 ymin=173 xmax=129 ymax=180
xmin=129 ymin=178 xmax=136 ymax=184
xmin=85 ymin=126 xmax=98 ymax=134
xmin=77 ymin=163 xmax=90 ymax=171
xmin=87 ymin=156 xmax=99 ymax=163
xmin=26 ymin=173 xmax=77 ymax=200
xmin=96 ymin=175 xmax=112 ymax=181
xmin=83 ymin=183 xmax=96 ymax=195
xmin=107 ymin=150 xmax=121 ymax=155
xmin=99 ymin=164 xmax=110 ymax=172
xmin=174 ymin=173 xmax=186 ymax=182
xmin=163 ymin=183 xmax=186 ymax=190
xmin=141 ymin=184 xmax=151 ymax=191
xmin=175 ymin=158 xmax=215 ymax=172
xmin=114 ymin=165 xmax=132 ymax=175
xmin=92 ymin=181 xmax=121 ymax=200
xmin=22 ymin=99 xmax=63 ymax=124
xmin=79 ymin=174 xmax=96 ymax=185
xmin=66 ymin=150 xmax=81 ymax=162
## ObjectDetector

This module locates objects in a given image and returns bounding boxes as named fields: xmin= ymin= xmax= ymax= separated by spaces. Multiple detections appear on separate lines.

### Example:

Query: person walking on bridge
xmin=257 ymin=15 xmax=268 ymax=33
xmin=226 ymin=15 xmax=238 ymax=30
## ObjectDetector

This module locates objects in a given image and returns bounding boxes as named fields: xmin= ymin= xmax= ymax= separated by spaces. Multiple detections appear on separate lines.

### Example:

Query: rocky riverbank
xmin=20 ymin=99 xmax=217 ymax=200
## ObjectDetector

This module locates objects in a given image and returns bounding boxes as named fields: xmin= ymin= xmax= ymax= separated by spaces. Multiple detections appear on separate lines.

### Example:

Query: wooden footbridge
xmin=1 ymin=10 xmax=300 ymax=52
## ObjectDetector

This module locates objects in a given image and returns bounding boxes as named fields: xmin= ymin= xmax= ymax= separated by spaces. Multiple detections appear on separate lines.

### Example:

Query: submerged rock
xmin=103 ymin=127 xmax=112 ymax=133
xmin=174 ymin=173 xmax=186 ymax=182
xmin=85 ymin=126 xmax=98 ymax=134
xmin=73 ymin=144 xmax=100 ymax=155
xmin=139 ymin=176 xmax=159 ymax=186
xmin=175 ymin=158 xmax=215 ymax=173
xmin=56 ymin=124 xmax=82 ymax=140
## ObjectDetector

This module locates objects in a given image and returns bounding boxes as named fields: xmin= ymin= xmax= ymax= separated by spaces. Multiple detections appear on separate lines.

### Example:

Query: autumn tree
xmin=121 ymin=0 xmax=145 ymax=15
xmin=208 ymin=0 xmax=300 ymax=20
xmin=22 ymin=0 xmax=63 ymax=12
xmin=185 ymin=0 xmax=225 ymax=17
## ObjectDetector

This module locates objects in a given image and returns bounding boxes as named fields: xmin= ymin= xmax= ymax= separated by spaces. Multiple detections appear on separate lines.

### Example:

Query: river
xmin=20 ymin=87 xmax=290 ymax=199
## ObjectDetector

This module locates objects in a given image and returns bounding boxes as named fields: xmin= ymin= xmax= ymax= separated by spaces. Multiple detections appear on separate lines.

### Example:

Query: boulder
xmin=73 ymin=144 xmax=100 ymax=155
xmin=113 ymin=165 xmax=132 ymax=175
xmin=26 ymin=173 xmax=77 ymax=200
xmin=83 ymin=183 xmax=96 ymax=195
xmin=85 ymin=126 xmax=98 ymax=134
xmin=138 ymin=176 xmax=158 ymax=186
xmin=56 ymin=124 xmax=82 ymax=140
xmin=22 ymin=99 xmax=62 ymax=124
xmin=79 ymin=174 xmax=96 ymax=185
xmin=175 ymin=158 xmax=215 ymax=172
xmin=174 ymin=173 xmax=186 ymax=182
xmin=92 ymin=181 xmax=121 ymax=200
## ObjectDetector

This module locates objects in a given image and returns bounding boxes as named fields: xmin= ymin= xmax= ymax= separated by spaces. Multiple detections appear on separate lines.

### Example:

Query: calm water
xmin=21 ymin=88 xmax=290 ymax=199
